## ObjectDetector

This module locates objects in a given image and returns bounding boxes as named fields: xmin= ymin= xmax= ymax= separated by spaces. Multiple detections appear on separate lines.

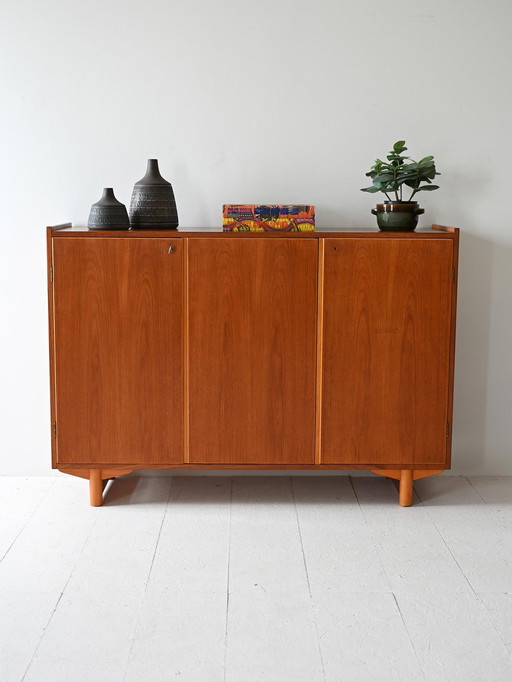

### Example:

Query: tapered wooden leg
xmin=89 ymin=469 xmax=103 ymax=507
xmin=399 ymin=469 xmax=414 ymax=507
xmin=58 ymin=467 xmax=132 ymax=506
xmin=370 ymin=468 xmax=444 ymax=506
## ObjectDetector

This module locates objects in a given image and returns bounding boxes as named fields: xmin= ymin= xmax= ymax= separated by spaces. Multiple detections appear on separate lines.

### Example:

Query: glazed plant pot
xmin=371 ymin=201 xmax=425 ymax=232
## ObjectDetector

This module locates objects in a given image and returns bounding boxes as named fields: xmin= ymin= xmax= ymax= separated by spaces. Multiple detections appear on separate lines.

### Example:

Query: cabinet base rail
xmin=58 ymin=466 xmax=444 ymax=507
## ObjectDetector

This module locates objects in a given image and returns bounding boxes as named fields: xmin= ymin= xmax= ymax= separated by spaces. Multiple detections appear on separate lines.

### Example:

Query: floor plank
xmin=478 ymin=592 xmax=512 ymax=653
xmin=23 ymin=477 xmax=171 ymax=682
xmin=0 ymin=477 xmax=54 ymax=562
xmin=226 ymin=584 xmax=324 ymax=682
xmin=394 ymin=586 xmax=512 ymax=681
xmin=0 ymin=591 xmax=61 ymax=682
xmin=0 ymin=477 xmax=98 ymax=594
xmin=415 ymin=476 xmax=512 ymax=593
xmin=124 ymin=477 xmax=231 ymax=680
xmin=313 ymin=591 xmax=423 ymax=681
xmin=225 ymin=477 xmax=323 ymax=680
xmin=292 ymin=476 xmax=388 ymax=594
xmin=228 ymin=477 xmax=309 ymax=593
xmin=468 ymin=476 xmax=512 ymax=531
xmin=124 ymin=589 xmax=226 ymax=682
xmin=144 ymin=476 xmax=231 ymax=594
xmin=351 ymin=476 xmax=468 ymax=593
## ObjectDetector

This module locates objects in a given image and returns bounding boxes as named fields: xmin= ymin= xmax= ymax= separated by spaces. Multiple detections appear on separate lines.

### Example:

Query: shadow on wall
xmin=451 ymin=232 xmax=492 ymax=474
xmin=476 ymin=237 xmax=512 ymax=474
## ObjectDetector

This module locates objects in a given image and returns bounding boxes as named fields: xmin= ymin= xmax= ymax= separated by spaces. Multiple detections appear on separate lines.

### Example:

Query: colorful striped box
xmin=223 ymin=205 xmax=315 ymax=231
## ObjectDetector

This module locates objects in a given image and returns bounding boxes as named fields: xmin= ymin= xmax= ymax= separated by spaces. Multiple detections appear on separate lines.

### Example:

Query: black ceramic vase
xmin=88 ymin=188 xmax=130 ymax=230
xmin=129 ymin=159 xmax=179 ymax=229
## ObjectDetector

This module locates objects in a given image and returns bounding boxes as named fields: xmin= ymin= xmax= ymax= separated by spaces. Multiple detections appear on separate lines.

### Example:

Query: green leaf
xmin=422 ymin=167 xmax=437 ymax=180
xmin=361 ymin=186 xmax=380 ymax=193
xmin=418 ymin=156 xmax=434 ymax=165
xmin=404 ymin=180 xmax=419 ymax=188
xmin=415 ymin=185 xmax=440 ymax=192
xmin=393 ymin=140 xmax=407 ymax=152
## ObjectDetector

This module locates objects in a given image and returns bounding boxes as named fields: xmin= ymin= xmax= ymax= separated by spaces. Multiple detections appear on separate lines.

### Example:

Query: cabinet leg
xmin=399 ymin=469 xmax=414 ymax=507
xmin=89 ymin=469 xmax=103 ymax=507
xmin=370 ymin=468 xmax=444 ymax=506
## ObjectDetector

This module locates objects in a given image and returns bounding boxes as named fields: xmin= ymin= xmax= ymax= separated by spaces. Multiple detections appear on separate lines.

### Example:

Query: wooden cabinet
xmin=47 ymin=225 xmax=459 ymax=506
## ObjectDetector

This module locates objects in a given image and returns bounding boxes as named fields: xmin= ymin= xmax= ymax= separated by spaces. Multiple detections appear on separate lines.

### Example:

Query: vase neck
xmin=102 ymin=188 xmax=115 ymax=200
xmin=136 ymin=158 xmax=170 ymax=186
xmin=146 ymin=159 xmax=160 ymax=176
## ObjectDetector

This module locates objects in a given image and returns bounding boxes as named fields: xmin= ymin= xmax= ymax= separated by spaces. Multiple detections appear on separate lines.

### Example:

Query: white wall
xmin=1 ymin=0 xmax=511 ymax=475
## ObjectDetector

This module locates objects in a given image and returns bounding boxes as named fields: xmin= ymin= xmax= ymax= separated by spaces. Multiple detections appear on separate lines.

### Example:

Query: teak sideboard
xmin=46 ymin=225 xmax=459 ymax=506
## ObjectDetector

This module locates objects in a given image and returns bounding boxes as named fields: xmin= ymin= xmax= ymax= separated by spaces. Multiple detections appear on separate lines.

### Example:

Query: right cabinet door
xmin=320 ymin=238 xmax=455 ymax=467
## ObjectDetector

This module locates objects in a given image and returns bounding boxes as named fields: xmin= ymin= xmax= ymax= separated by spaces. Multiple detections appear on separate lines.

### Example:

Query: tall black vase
xmin=129 ymin=159 xmax=179 ymax=229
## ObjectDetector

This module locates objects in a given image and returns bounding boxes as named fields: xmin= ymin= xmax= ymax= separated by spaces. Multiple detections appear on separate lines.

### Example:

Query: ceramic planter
xmin=371 ymin=201 xmax=425 ymax=232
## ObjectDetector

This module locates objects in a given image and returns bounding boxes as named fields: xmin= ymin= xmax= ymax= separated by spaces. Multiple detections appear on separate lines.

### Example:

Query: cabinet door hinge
xmin=53 ymin=422 xmax=56 ymax=438
xmin=50 ymin=265 xmax=54 ymax=283
xmin=452 ymin=267 xmax=455 ymax=283
xmin=446 ymin=422 xmax=450 ymax=437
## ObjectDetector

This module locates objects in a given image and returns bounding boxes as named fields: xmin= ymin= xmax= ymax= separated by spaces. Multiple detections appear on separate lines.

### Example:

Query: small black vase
xmin=88 ymin=188 xmax=130 ymax=230
xmin=129 ymin=159 xmax=179 ymax=229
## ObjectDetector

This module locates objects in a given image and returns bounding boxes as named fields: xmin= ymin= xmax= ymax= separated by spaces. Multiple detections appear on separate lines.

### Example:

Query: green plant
xmin=361 ymin=140 xmax=440 ymax=202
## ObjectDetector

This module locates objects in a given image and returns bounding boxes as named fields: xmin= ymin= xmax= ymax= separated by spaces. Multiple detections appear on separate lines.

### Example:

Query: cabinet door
xmin=188 ymin=238 xmax=317 ymax=464
xmin=52 ymin=237 xmax=183 ymax=465
xmin=320 ymin=238 xmax=454 ymax=466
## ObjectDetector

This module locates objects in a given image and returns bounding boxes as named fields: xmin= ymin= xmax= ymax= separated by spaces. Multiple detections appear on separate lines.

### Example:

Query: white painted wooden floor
xmin=1 ymin=475 xmax=512 ymax=681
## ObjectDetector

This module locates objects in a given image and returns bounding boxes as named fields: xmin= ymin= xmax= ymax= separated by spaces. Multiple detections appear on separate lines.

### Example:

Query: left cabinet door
xmin=51 ymin=237 xmax=184 ymax=465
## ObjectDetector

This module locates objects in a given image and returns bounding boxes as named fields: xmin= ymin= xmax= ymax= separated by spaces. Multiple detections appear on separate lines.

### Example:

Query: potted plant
xmin=361 ymin=140 xmax=440 ymax=231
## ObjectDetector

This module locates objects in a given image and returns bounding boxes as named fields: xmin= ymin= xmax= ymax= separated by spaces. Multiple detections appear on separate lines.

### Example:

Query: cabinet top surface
xmin=48 ymin=225 xmax=459 ymax=238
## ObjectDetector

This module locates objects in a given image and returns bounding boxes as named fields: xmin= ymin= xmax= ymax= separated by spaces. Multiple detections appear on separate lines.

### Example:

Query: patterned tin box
xmin=223 ymin=205 xmax=315 ymax=231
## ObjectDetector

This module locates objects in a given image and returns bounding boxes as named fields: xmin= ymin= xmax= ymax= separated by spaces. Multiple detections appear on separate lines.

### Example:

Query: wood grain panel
xmin=320 ymin=238 xmax=454 ymax=466
xmin=52 ymin=237 xmax=183 ymax=465
xmin=188 ymin=238 xmax=317 ymax=464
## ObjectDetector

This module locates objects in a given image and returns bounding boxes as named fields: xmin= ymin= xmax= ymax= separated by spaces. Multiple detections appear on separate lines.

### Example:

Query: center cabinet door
xmin=187 ymin=238 xmax=318 ymax=464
